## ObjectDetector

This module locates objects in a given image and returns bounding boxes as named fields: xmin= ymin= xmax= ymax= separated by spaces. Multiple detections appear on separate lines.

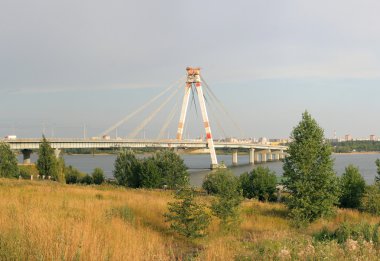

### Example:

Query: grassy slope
xmin=0 ymin=179 xmax=379 ymax=261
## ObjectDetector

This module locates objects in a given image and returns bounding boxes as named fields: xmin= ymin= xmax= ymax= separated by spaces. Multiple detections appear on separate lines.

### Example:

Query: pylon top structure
xmin=177 ymin=67 xmax=220 ymax=169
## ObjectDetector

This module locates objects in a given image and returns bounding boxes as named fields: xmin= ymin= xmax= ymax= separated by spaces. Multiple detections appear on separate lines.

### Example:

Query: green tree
xmin=239 ymin=166 xmax=277 ymax=201
xmin=361 ymin=185 xmax=380 ymax=215
xmin=375 ymin=159 xmax=380 ymax=183
xmin=140 ymin=157 xmax=161 ymax=188
xmin=152 ymin=150 xmax=188 ymax=189
xmin=164 ymin=185 xmax=210 ymax=238
xmin=113 ymin=150 xmax=141 ymax=188
xmin=283 ymin=111 xmax=339 ymax=225
xmin=55 ymin=157 xmax=66 ymax=183
xmin=65 ymin=165 xmax=84 ymax=184
xmin=92 ymin=168 xmax=105 ymax=185
xmin=202 ymin=169 xmax=239 ymax=195
xmin=36 ymin=136 xmax=58 ymax=178
xmin=80 ymin=174 xmax=94 ymax=185
xmin=0 ymin=142 xmax=18 ymax=178
xmin=206 ymin=170 xmax=242 ymax=229
xmin=339 ymin=165 xmax=366 ymax=209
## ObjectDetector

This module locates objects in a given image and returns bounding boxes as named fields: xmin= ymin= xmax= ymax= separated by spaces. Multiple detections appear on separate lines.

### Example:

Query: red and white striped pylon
xmin=176 ymin=67 xmax=219 ymax=168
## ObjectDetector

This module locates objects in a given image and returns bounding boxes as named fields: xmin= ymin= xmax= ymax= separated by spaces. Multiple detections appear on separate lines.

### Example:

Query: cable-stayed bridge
xmin=3 ymin=67 xmax=287 ymax=169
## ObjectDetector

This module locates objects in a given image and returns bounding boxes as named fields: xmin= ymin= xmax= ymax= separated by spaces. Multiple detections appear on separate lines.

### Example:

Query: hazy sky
xmin=1 ymin=0 xmax=380 ymax=139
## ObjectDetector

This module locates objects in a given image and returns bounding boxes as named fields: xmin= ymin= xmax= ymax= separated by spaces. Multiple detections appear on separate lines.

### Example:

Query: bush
xmin=165 ymin=185 xmax=210 ymax=238
xmin=80 ymin=174 xmax=93 ymax=185
xmin=92 ymin=168 xmax=105 ymax=185
xmin=65 ymin=166 xmax=85 ymax=184
xmin=239 ymin=166 xmax=277 ymax=201
xmin=361 ymin=185 xmax=380 ymax=215
xmin=339 ymin=165 xmax=366 ymax=209
xmin=18 ymin=165 xmax=39 ymax=179
xmin=113 ymin=150 xmax=142 ymax=188
xmin=202 ymin=169 xmax=239 ymax=195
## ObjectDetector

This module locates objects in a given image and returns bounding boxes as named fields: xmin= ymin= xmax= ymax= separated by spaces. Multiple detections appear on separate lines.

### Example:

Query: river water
xmin=18 ymin=153 xmax=380 ymax=187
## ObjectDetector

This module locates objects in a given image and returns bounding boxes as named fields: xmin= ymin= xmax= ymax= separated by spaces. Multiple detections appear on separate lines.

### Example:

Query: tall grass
xmin=1 ymin=179 xmax=380 ymax=260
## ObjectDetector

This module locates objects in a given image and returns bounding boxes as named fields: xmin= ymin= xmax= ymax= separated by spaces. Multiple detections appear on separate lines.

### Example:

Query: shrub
xmin=80 ymin=174 xmax=93 ymax=185
xmin=202 ymin=169 xmax=239 ymax=195
xmin=18 ymin=165 xmax=39 ymax=179
xmin=361 ymin=185 xmax=380 ymax=215
xmin=65 ymin=165 xmax=85 ymax=184
xmin=165 ymin=185 xmax=210 ymax=238
xmin=339 ymin=165 xmax=366 ymax=209
xmin=92 ymin=168 xmax=105 ymax=185
xmin=239 ymin=166 xmax=277 ymax=201
xmin=113 ymin=150 xmax=142 ymax=188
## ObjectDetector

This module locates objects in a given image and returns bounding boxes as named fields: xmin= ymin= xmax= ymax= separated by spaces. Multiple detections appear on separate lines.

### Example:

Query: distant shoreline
xmin=333 ymin=152 xmax=380 ymax=155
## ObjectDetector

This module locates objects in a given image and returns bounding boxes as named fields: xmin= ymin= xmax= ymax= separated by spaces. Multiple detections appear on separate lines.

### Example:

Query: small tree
xmin=375 ymin=159 xmax=380 ymax=183
xmin=0 ymin=143 xmax=18 ymax=178
xmin=65 ymin=165 xmax=84 ymax=184
xmin=92 ymin=168 xmax=105 ymax=185
xmin=55 ymin=157 xmax=66 ymax=183
xmin=283 ymin=111 xmax=339 ymax=225
xmin=113 ymin=150 xmax=141 ymax=188
xmin=205 ymin=170 xmax=242 ymax=229
xmin=36 ymin=136 xmax=57 ymax=178
xmin=140 ymin=157 xmax=162 ymax=188
xmin=339 ymin=165 xmax=366 ymax=209
xmin=164 ymin=185 xmax=210 ymax=238
xmin=80 ymin=174 xmax=93 ymax=185
xmin=239 ymin=166 xmax=277 ymax=201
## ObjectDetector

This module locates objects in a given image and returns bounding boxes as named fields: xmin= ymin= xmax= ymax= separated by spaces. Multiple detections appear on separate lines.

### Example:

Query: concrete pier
xmin=249 ymin=148 xmax=255 ymax=164
xmin=54 ymin=149 xmax=61 ymax=158
xmin=261 ymin=152 xmax=267 ymax=162
xmin=22 ymin=149 xmax=32 ymax=164
xmin=232 ymin=149 xmax=238 ymax=165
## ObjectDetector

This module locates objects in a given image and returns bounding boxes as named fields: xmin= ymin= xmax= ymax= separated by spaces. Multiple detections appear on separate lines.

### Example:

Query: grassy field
xmin=0 ymin=179 xmax=380 ymax=260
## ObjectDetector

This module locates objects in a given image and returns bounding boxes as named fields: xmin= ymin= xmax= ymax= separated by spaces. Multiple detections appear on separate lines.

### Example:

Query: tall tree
xmin=0 ymin=142 xmax=18 ymax=178
xmin=339 ymin=165 xmax=366 ymax=209
xmin=283 ymin=111 xmax=339 ymax=225
xmin=36 ymin=136 xmax=57 ymax=178
xmin=113 ymin=150 xmax=141 ymax=187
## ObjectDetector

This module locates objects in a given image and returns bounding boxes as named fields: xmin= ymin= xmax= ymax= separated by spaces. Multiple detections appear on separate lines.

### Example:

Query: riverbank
xmin=334 ymin=152 xmax=380 ymax=155
xmin=1 ymin=179 xmax=379 ymax=260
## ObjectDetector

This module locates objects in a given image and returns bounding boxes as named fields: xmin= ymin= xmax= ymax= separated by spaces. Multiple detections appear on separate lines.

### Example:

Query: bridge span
xmin=2 ymin=138 xmax=287 ymax=169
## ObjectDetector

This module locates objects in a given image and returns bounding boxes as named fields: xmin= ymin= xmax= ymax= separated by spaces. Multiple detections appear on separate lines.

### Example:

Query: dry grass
xmin=1 ymin=179 xmax=380 ymax=260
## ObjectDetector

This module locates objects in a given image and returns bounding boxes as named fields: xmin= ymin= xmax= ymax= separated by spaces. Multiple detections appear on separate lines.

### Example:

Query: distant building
xmin=345 ymin=134 xmax=353 ymax=142
xmin=259 ymin=137 xmax=268 ymax=144
xmin=370 ymin=135 xmax=377 ymax=141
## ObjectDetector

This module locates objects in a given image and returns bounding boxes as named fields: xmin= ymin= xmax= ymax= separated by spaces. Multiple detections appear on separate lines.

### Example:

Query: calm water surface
xmin=19 ymin=153 xmax=380 ymax=187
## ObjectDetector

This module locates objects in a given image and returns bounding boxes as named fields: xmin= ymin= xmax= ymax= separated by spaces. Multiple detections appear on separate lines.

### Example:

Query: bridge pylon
xmin=176 ymin=67 xmax=220 ymax=169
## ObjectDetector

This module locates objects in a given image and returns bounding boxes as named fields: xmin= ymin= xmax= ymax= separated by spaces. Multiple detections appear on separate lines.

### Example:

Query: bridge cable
xmin=128 ymin=82 xmax=183 ymax=139
xmin=201 ymin=76 xmax=245 ymax=138
xmin=157 ymin=87 xmax=182 ymax=139
xmin=100 ymin=77 xmax=185 ymax=136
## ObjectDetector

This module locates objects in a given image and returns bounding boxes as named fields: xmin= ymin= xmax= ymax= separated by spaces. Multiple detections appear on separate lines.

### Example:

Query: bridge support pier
xmin=22 ymin=149 xmax=33 ymax=164
xmin=249 ymin=149 xmax=255 ymax=165
xmin=261 ymin=152 xmax=267 ymax=162
xmin=232 ymin=149 xmax=238 ymax=166
xmin=54 ymin=149 xmax=61 ymax=158
xmin=274 ymin=152 xmax=280 ymax=161
xmin=280 ymin=150 xmax=285 ymax=160
xmin=255 ymin=151 xmax=260 ymax=163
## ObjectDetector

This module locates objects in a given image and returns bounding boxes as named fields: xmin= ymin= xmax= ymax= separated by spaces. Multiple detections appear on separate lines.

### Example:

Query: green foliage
xmin=376 ymin=159 xmax=380 ymax=183
xmin=164 ymin=185 xmax=210 ymax=238
xmin=55 ymin=157 xmax=66 ymax=183
xmin=36 ymin=136 xmax=58 ymax=178
xmin=239 ymin=166 xmax=277 ymax=201
xmin=314 ymin=222 xmax=380 ymax=245
xmin=283 ymin=111 xmax=339 ymax=225
xmin=205 ymin=170 xmax=243 ymax=229
xmin=361 ymin=185 xmax=380 ymax=215
xmin=18 ymin=165 xmax=39 ymax=179
xmin=92 ymin=168 xmax=105 ymax=185
xmin=151 ymin=150 xmax=188 ymax=189
xmin=0 ymin=143 xmax=18 ymax=178
xmin=332 ymin=140 xmax=380 ymax=153
xmin=339 ymin=165 xmax=366 ymax=209
xmin=113 ymin=149 xmax=188 ymax=189
xmin=113 ymin=150 xmax=142 ymax=188
xmin=64 ymin=165 xmax=85 ymax=184
xmin=80 ymin=174 xmax=93 ymax=185
xmin=202 ymin=169 xmax=239 ymax=195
